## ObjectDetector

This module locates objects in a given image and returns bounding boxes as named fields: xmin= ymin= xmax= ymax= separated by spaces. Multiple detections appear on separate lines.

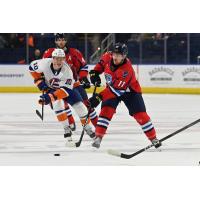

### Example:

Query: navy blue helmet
xmin=113 ymin=43 xmax=128 ymax=56
xmin=55 ymin=33 xmax=66 ymax=41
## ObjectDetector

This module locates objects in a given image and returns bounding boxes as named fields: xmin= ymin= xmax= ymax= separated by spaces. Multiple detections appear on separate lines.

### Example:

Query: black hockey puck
xmin=54 ymin=153 xmax=60 ymax=156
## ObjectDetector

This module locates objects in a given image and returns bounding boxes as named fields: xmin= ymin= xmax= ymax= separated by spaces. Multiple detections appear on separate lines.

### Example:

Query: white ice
xmin=0 ymin=93 xmax=200 ymax=166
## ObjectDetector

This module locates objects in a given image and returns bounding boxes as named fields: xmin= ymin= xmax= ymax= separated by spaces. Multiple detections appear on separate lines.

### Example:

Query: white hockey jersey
xmin=29 ymin=58 xmax=74 ymax=90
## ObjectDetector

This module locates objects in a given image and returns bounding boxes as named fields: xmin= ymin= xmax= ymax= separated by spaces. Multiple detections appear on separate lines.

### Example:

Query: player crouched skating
xmin=89 ymin=43 xmax=162 ymax=149
xmin=29 ymin=49 xmax=95 ymax=145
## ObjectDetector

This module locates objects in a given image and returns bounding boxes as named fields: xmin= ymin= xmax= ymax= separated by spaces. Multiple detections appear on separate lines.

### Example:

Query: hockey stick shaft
xmin=108 ymin=118 xmax=200 ymax=159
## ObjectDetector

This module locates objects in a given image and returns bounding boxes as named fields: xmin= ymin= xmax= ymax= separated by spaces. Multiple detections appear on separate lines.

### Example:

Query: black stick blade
xmin=36 ymin=109 xmax=43 ymax=121
xmin=107 ymin=149 xmax=141 ymax=159
xmin=75 ymin=130 xmax=85 ymax=147
xmin=65 ymin=130 xmax=85 ymax=148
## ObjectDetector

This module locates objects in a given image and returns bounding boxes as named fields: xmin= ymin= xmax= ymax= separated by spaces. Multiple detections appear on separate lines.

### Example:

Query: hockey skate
xmin=92 ymin=136 xmax=102 ymax=148
xmin=151 ymin=138 xmax=162 ymax=148
xmin=69 ymin=122 xmax=76 ymax=131
xmin=84 ymin=124 xmax=95 ymax=138
xmin=64 ymin=126 xmax=72 ymax=142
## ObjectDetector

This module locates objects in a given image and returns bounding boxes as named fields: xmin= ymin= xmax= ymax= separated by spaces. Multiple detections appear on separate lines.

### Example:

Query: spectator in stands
xmin=28 ymin=34 xmax=34 ymax=48
xmin=16 ymin=34 xmax=26 ymax=48
xmin=0 ymin=35 xmax=8 ymax=48
xmin=7 ymin=33 xmax=18 ymax=49
xmin=30 ymin=48 xmax=41 ymax=62
xmin=128 ymin=34 xmax=141 ymax=42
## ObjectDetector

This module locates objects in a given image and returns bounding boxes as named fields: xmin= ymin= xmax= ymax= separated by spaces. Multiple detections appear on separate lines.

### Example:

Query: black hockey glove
xmin=80 ymin=77 xmax=91 ymax=89
xmin=89 ymin=93 xmax=102 ymax=108
xmin=45 ymin=88 xmax=56 ymax=94
xmin=39 ymin=92 xmax=57 ymax=105
xmin=35 ymin=78 xmax=49 ymax=92
xmin=89 ymin=70 xmax=101 ymax=87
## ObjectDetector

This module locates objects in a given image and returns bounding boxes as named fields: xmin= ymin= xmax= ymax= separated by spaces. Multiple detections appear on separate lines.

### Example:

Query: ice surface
xmin=0 ymin=93 xmax=200 ymax=166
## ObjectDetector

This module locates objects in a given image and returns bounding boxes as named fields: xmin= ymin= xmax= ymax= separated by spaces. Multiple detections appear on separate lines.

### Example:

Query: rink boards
xmin=1 ymin=64 xmax=200 ymax=94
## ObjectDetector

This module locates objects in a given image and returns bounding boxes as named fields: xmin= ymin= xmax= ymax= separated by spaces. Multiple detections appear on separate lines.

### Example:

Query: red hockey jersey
xmin=94 ymin=52 xmax=142 ymax=101
xmin=43 ymin=47 xmax=88 ymax=83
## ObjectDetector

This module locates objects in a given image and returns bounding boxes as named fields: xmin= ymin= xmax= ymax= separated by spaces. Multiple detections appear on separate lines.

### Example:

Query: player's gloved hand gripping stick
xmin=89 ymin=70 xmax=101 ymax=87
xmin=36 ymin=88 xmax=53 ymax=121
xmin=80 ymin=77 xmax=91 ymax=89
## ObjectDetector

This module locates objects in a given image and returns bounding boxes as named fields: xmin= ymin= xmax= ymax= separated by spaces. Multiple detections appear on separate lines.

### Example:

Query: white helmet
xmin=52 ymin=49 xmax=65 ymax=58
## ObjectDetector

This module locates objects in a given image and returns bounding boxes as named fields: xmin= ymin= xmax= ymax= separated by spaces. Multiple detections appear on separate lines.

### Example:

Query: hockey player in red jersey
xmin=43 ymin=34 xmax=98 ymax=128
xmin=89 ymin=43 xmax=162 ymax=149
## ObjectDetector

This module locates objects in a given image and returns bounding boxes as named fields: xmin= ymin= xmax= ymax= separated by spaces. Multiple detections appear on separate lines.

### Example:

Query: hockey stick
xmin=36 ymin=90 xmax=45 ymax=121
xmin=67 ymin=84 xmax=98 ymax=148
xmin=108 ymin=118 xmax=200 ymax=159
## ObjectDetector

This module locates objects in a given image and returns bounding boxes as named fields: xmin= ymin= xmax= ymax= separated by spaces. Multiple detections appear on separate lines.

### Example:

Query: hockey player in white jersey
xmin=29 ymin=49 xmax=95 ymax=144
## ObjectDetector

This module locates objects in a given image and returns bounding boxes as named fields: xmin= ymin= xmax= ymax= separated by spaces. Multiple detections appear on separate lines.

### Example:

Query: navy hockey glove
xmin=89 ymin=93 xmax=102 ymax=108
xmin=45 ymin=88 xmax=56 ymax=94
xmin=35 ymin=78 xmax=49 ymax=92
xmin=89 ymin=70 xmax=101 ymax=87
xmin=80 ymin=77 xmax=91 ymax=89
xmin=39 ymin=92 xmax=57 ymax=105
